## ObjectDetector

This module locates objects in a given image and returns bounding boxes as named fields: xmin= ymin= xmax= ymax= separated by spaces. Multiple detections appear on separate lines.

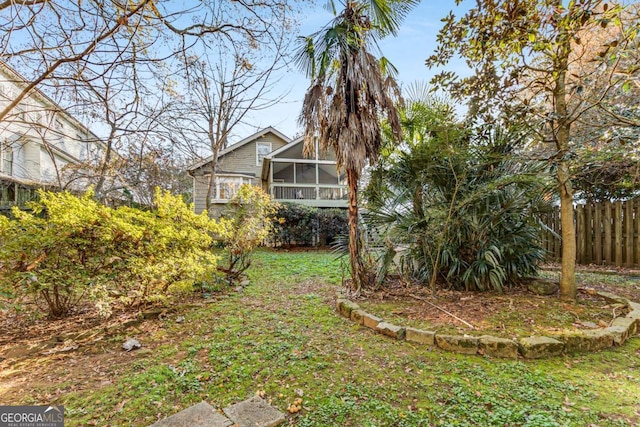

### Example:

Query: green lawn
xmin=7 ymin=250 xmax=640 ymax=426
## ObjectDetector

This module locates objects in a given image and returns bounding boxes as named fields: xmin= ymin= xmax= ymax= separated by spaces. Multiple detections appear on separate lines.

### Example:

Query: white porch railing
xmin=271 ymin=183 xmax=348 ymax=201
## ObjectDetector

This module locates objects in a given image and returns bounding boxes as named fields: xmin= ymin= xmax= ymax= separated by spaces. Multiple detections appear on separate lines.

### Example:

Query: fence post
xmin=614 ymin=201 xmax=623 ymax=267
xmin=594 ymin=202 xmax=602 ymax=264
xmin=585 ymin=202 xmax=593 ymax=264
xmin=604 ymin=201 xmax=612 ymax=265
xmin=576 ymin=204 xmax=585 ymax=264
xmin=625 ymin=200 xmax=634 ymax=268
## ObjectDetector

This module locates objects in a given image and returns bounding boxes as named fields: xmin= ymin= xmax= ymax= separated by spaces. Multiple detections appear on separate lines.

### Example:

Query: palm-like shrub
xmin=365 ymin=106 xmax=549 ymax=292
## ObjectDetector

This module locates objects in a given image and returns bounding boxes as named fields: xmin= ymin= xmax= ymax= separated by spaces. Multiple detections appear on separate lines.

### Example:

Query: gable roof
xmin=187 ymin=126 xmax=291 ymax=172
xmin=264 ymin=135 xmax=304 ymax=159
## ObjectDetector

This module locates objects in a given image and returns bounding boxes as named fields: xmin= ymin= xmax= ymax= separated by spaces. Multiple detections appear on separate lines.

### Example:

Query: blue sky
xmin=247 ymin=0 xmax=471 ymax=139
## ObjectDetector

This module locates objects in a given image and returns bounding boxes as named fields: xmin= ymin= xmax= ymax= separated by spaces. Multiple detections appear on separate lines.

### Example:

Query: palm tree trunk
xmin=347 ymin=167 xmax=363 ymax=294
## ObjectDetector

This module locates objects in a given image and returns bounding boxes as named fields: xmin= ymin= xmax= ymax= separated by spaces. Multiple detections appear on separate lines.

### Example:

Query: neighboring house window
xmin=215 ymin=176 xmax=251 ymax=200
xmin=0 ymin=84 xmax=11 ymax=99
xmin=256 ymin=141 xmax=272 ymax=165
xmin=80 ymin=143 xmax=88 ymax=161
xmin=1 ymin=143 xmax=13 ymax=175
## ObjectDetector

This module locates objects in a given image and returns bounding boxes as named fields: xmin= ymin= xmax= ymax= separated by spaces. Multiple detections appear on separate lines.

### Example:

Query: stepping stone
xmin=150 ymin=401 xmax=233 ymax=427
xmin=223 ymin=396 xmax=285 ymax=427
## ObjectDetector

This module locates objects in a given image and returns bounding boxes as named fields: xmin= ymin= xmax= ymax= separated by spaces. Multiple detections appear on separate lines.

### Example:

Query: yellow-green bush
xmin=0 ymin=189 xmax=225 ymax=318
xmin=220 ymin=184 xmax=277 ymax=278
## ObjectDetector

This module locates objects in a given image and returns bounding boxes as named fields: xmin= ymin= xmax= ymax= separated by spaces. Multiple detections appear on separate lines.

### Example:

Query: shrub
xmin=316 ymin=208 xmax=349 ymax=246
xmin=219 ymin=185 xmax=276 ymax=279
xmin=269 ymin=203 xmax=348 ymax=247
xmin=365 ymin=122 xmax=549 ymax=293
xmin=270 ymin=203 xmax=316 ymax=246
xmin=0 ymin=188 xmax=223 ymax=318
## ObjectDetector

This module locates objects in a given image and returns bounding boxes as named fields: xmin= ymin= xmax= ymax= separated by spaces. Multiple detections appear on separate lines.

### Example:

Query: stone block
xmin=336 ymin=299 xmax=359 ymax=319
xmin=613 ymin=316 xmax=638 ymax=335
xmin=627 ymin=308 xmax=640 ymax=332
xmin=376 ymin=322 xmax=406 ymax=340
xmin=350 ymin=309 xmax=366 ymax=325
xmin=527 ymin=279 xmax=559 ymax=295
xmin=405 ymin=327 xmax=435 ymax=346
xmin=560 ymin=333 xmax=592 ymax=353
xmin=223 ymin=397 xmax=285 ymax=427
xmin=362 ymin=313 xmax=383 ymax=330
xmin=628 ymin=301 xmax=640 ymax=312
xmin=596 ymin=291 xmax=629 ymax=307
xmin=150 ymin=401 xmax=233 ymax=427
xmin=478 ymin=336 xmax=519 ymax=358
xmin=581 ymin=329 xmax=614 ymax=351
xmin=435 ymin=334 xmax=479 ymax=355
xmin=518 ymin=336 xmax=564 ymax=359
xmin=561 ymin=330 xmax=616 ymax=353
xmin=608 ymin=316 xmax=637 ymax=345
xmin=607 ymin=325 xmax=629 ymax=346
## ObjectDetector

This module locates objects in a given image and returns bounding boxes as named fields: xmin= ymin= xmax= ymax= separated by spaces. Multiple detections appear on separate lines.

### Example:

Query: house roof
xmin=187 ymin=126 xmax=291 ymax=172
xmin=264 ymin=135 xmax=305 ymax=159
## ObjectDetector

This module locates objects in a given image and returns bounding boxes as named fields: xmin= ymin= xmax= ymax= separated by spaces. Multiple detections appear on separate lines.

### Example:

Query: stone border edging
xmin=336 ymin=291 xmax=640 ymax=359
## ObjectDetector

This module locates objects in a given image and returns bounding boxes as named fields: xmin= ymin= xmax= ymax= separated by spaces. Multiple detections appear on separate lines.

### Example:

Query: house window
xmin=80 ymin=144 xmax=88 ymax=161
xmin=256 ymin=141 xmax=272 ymax=165
xmin=1 ymin=143 xmax=13 ymax=175
xmin=215 ymin=176 xmax=252 ymax=200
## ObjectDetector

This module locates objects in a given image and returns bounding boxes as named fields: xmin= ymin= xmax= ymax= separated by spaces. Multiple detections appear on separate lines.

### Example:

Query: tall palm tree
xmin=296 ymin=0 xmax=417 ymax=294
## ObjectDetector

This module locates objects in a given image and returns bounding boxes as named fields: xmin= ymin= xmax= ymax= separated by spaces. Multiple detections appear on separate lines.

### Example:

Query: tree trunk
xmin=95 ymin=134 xmax=115 ymax=200
xmin=205 ymin=146 xmax=220 ymax=213
xmin=557 ymin=159 xmax=576 ymax=300
xmin=346 ymin=167 xmax=363 ymax=294
xmin=552 ymin=26 xmax=577 ymax=300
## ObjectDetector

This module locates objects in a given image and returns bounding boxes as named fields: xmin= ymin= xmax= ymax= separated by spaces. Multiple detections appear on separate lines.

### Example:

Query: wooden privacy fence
xmin=540 ymin=199 xmax=640 ymax=267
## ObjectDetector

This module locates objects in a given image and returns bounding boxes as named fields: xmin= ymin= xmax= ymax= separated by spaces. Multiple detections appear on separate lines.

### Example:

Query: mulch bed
xmin=349 ymin=267 xmax=640 ymax=335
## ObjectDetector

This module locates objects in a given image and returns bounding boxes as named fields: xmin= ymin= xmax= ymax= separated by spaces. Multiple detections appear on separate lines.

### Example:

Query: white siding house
xmin=0 ymin=62 xmax=104 ymax=208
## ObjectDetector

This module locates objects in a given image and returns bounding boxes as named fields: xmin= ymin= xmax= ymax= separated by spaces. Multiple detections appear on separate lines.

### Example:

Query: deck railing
xmin=270 ymin=183 xmax=348 ymax=202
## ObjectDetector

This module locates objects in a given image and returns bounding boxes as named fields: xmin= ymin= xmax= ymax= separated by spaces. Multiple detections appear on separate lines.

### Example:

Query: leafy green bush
xmin=270 ymin=203 xmax=316 ymax=246
xmin=0 ymin=189 xmax=223 ymax=318
xmin=269 ymin=203 xmax=347 ymax=247
xmin=316 ymin=208 xmax=349 ymax=246
xmin=219 ymin=185 xmax=276 ymax=279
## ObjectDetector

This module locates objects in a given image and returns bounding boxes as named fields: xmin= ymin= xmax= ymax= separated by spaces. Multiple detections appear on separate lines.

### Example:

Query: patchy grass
xmin=1 ymin=249 xmax=639 ymax=426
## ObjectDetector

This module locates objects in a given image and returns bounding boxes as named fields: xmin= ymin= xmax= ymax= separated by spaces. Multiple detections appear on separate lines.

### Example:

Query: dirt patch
xmin=352 ymin=276 xmax=636 ymax=338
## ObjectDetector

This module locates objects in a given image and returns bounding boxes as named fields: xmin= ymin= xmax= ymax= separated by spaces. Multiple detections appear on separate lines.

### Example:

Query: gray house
xmin=188 ymin=127 xmax=348 ymax=214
